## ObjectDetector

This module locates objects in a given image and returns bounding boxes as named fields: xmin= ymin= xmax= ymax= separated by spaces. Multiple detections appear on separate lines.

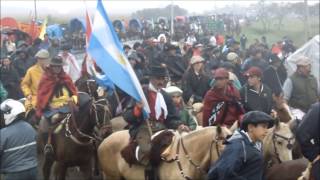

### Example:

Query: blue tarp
xmin=129 ymin=18 xmax=142 ymax=32
xmin=69 ymin=18 xmax=86 ymax=33
xmin=46 ymin=24 xmax=63 ymax=39
xmin=113 ymin=20 xmax=126 ymax=33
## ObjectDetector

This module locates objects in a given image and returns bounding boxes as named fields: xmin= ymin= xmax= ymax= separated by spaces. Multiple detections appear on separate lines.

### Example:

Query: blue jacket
xmin=208 ymin=130 xmax=264 ymax=180
xmin=0 ymin=120 xmax=37 ymax=173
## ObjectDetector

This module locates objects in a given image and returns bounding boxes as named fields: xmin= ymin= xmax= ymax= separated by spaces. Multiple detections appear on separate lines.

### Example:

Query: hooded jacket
xmin=208 ymin=130 xmax=264 ymax=180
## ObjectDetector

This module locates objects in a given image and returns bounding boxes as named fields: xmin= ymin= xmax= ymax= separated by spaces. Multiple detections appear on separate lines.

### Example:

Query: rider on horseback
xmin=36 ymin=56 xmax=78 ymax=155
xmin=208 ymin=111 xmax=274 ymax=180
xmin=122 ymin=66 xmax=188 ymax=165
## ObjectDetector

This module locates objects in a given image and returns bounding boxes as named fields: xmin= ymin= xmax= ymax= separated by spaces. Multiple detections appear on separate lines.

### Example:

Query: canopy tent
xmin=69 ymin=18 xmax=86 ymax=33
xmin=128 ymin=18 xmax=142 ymax=32
xmin=18 ymin=22 xmax=41 ymax=40
xmin=46 ymin=24 xmax=63 ymax=39
xmin=285 ymin=35 xmax=320 ymax=84
xmin=112 ymin=20 xmax=126 ymax=33
xmin=175 ymin=16 xmax=187 ymax=23
xmin=0 ymin=17 xmax=19 ymax=29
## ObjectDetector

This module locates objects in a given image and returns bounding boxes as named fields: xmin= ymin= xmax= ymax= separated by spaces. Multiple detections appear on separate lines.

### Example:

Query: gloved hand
xmin=71 ymin=95 xmax=78 ymax=105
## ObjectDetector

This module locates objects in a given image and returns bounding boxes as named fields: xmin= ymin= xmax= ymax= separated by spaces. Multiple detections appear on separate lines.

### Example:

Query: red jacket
xmin=202 ymin=84 xmax=244 ymax=127
xmin=36 ymin=68 xmax=77 ymax=117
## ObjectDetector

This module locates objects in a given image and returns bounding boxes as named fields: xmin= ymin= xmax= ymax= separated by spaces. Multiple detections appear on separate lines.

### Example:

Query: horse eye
xmin=277 ymin=141 xmax=283 ymax=145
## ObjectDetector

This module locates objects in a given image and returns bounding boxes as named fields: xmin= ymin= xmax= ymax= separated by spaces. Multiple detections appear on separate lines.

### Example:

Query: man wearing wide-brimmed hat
xmin=36 ymin=56 xmax=78 ymax=155
xmin=283 ymin=55 xmax=319 ymax=112
xmin=123 ymin=65 xmax=187 ymax=165
xmin=21 ymin=49 xmax=50 ymax=110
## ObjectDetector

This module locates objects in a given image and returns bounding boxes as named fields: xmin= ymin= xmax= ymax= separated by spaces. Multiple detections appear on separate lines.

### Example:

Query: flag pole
xmin=34 ymin=0 xmax=37 ymax=22
xmin=170 ymin=0 xmax=174 ymax=41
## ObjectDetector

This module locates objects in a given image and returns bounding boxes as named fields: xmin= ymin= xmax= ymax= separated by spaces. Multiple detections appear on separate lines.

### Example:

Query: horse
xmin=38 ymin=93 xmax=99 ymax=180
xmin=263 ymin=119 xmax=295 ymax=169
xmin=265 ymin=158 xmax=309 ymax=180
xmin=98 ymin=126 xmax=232 ymax=180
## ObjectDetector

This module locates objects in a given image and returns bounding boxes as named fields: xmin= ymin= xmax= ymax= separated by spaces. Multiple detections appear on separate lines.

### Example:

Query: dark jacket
xmin=0 ymin=120 xmax=37 ymax=173
xmin=123 ymin=86 xmax=183 ymax=137
xmin=263 ymin=66 xmax=283 ymax=96
xmin=288 ymin=72 xmax=318 ymax=112
xmin=0 ymin=65 xmax=23 ymax=99
xmin=240 ymin=84 xmax=273 ymax=114
xmin=182 ymin=69 xmax=211 ymax=103
xmin=164 ymin=54 xmax=187 ymax=83
xmin=208 ymin=130 xmax=264 ymax=180
xmin=241 ymin=58 xmax=268 ymax=72
xmin=296 ymin=102 xmax=320 ymax=162
xmin=13 ymin=56 xmax=36 ymax=79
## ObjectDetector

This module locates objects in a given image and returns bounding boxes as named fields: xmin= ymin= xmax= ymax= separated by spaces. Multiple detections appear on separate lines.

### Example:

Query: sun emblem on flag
xmin=117 ymin=52 xmax=127 ymax=66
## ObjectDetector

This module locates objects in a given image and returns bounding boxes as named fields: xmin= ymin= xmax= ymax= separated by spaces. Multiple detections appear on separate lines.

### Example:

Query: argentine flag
xmin=88 ymin=0 xmax=150 ymax=115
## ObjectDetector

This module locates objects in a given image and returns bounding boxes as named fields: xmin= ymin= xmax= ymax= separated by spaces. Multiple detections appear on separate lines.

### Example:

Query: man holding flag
xmin=88 ymin=0 xmax=188 ymax=169
xmin=122 ymin=65 xmax=188 ymax=159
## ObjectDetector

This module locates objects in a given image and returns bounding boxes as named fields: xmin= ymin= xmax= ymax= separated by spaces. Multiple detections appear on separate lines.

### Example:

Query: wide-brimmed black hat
xmin=240 ymin=111 xmax=274 ymax=130
xmin=50 ymin=56 xmax=63 ymax=66
xmin=149 ymin=66 xmax=167 ymax=77
xmin=268 ymin=54 xmax=282 ymax=64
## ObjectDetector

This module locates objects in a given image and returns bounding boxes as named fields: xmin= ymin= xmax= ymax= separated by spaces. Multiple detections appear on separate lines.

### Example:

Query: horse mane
xmin=182 ymin=126 xmax=227 ymax=141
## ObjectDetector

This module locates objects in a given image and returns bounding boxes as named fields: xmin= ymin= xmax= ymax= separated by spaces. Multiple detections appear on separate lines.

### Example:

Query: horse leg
xmin=54 ymin=162 xmax=67 ymax=180
xmin=43 ymin=155 xmax=54 ymax=180
xmin=80 ymin=163 xmax=93 ymax=180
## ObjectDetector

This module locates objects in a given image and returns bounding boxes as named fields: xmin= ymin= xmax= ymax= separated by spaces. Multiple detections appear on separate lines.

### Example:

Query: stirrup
xmin=44 ymin=144 xmax=54 ymax=155
xmin=135 ymin=146 xmax=149 ymax=166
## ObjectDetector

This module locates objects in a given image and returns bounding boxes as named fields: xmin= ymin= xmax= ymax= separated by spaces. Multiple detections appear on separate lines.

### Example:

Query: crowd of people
xmin=0 ymin=26 xmax=319 ymax=180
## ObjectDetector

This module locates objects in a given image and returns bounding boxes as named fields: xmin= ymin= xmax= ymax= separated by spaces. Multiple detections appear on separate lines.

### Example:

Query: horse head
xmin=181 ymin=126 xmax=232 ymax=174
xmin=75 ymin=77 xmax=99 ymax=100
xmin=263 ymin=120 xmax=295 ymax=167
xmin=91 ymin=98 xmax=114 ymax=139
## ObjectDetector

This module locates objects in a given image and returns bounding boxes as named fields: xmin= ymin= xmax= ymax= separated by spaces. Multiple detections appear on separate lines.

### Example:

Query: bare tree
xmin=267 ymin=3 xmax=290 ymax=30
xmin=257 ymin=0 xmax=271 ymax=32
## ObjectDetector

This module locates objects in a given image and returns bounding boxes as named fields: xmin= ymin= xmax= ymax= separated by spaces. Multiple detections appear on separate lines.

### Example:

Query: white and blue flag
xmin=88 ymin=0 xmax=150 ymax=115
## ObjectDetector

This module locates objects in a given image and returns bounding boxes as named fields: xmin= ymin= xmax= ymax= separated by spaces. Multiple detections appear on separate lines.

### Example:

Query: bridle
xmin=272 ymin=130 xmax=294 ymax=163
xmin=92 ymin=98 xmax=113 ymax=129
xmin=174 ymin=131 xmax=226 ymax=180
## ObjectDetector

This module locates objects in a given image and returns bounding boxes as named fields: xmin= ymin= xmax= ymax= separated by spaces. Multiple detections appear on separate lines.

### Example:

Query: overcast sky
xmin=1 ymin=0 xmax=319 ymax=20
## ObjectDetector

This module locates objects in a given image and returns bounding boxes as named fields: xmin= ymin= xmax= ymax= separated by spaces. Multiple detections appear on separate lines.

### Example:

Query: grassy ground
xmin=235 ymin=16 xmax=319 ymax=47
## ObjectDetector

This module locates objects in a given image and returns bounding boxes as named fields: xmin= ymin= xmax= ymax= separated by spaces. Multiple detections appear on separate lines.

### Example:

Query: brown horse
xmin=266 ymin=158 xmax=309 ymax=180
xmin=98 ymin=126 xmax=232 ymax=180
xmin=39 ymin=93 xmax=103 ymax=180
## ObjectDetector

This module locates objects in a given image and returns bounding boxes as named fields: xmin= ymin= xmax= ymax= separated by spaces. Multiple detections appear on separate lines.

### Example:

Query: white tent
xmin=285 ymin=35 xmax=320 ymax=84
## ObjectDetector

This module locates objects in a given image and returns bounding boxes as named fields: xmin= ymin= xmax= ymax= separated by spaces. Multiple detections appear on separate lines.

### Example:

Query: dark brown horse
xmin=38 ymin=93 xmax=98 ymax=180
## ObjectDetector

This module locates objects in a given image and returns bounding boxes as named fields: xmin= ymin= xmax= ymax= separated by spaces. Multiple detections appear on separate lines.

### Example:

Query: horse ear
xmin=274 ymin=117 xmax=280 ymax=128
xmin=288 ymin=118 xmax=300 ymax=135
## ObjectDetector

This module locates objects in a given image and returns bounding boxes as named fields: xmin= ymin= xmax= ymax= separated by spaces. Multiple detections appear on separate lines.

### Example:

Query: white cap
xmin=164 ymin=86 xmax=183 ymax=96
xmin=295 ymin=55 xmax=311 ymax=66
xmin=226 ymin=52 xmax=239 ymax=62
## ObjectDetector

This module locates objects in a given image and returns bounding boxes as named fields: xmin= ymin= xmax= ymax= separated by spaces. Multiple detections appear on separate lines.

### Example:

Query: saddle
xmin=121 ymin=130 xmax=175 ymax=167
xmin=42 ymin=93 xmax=92 ymax=134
